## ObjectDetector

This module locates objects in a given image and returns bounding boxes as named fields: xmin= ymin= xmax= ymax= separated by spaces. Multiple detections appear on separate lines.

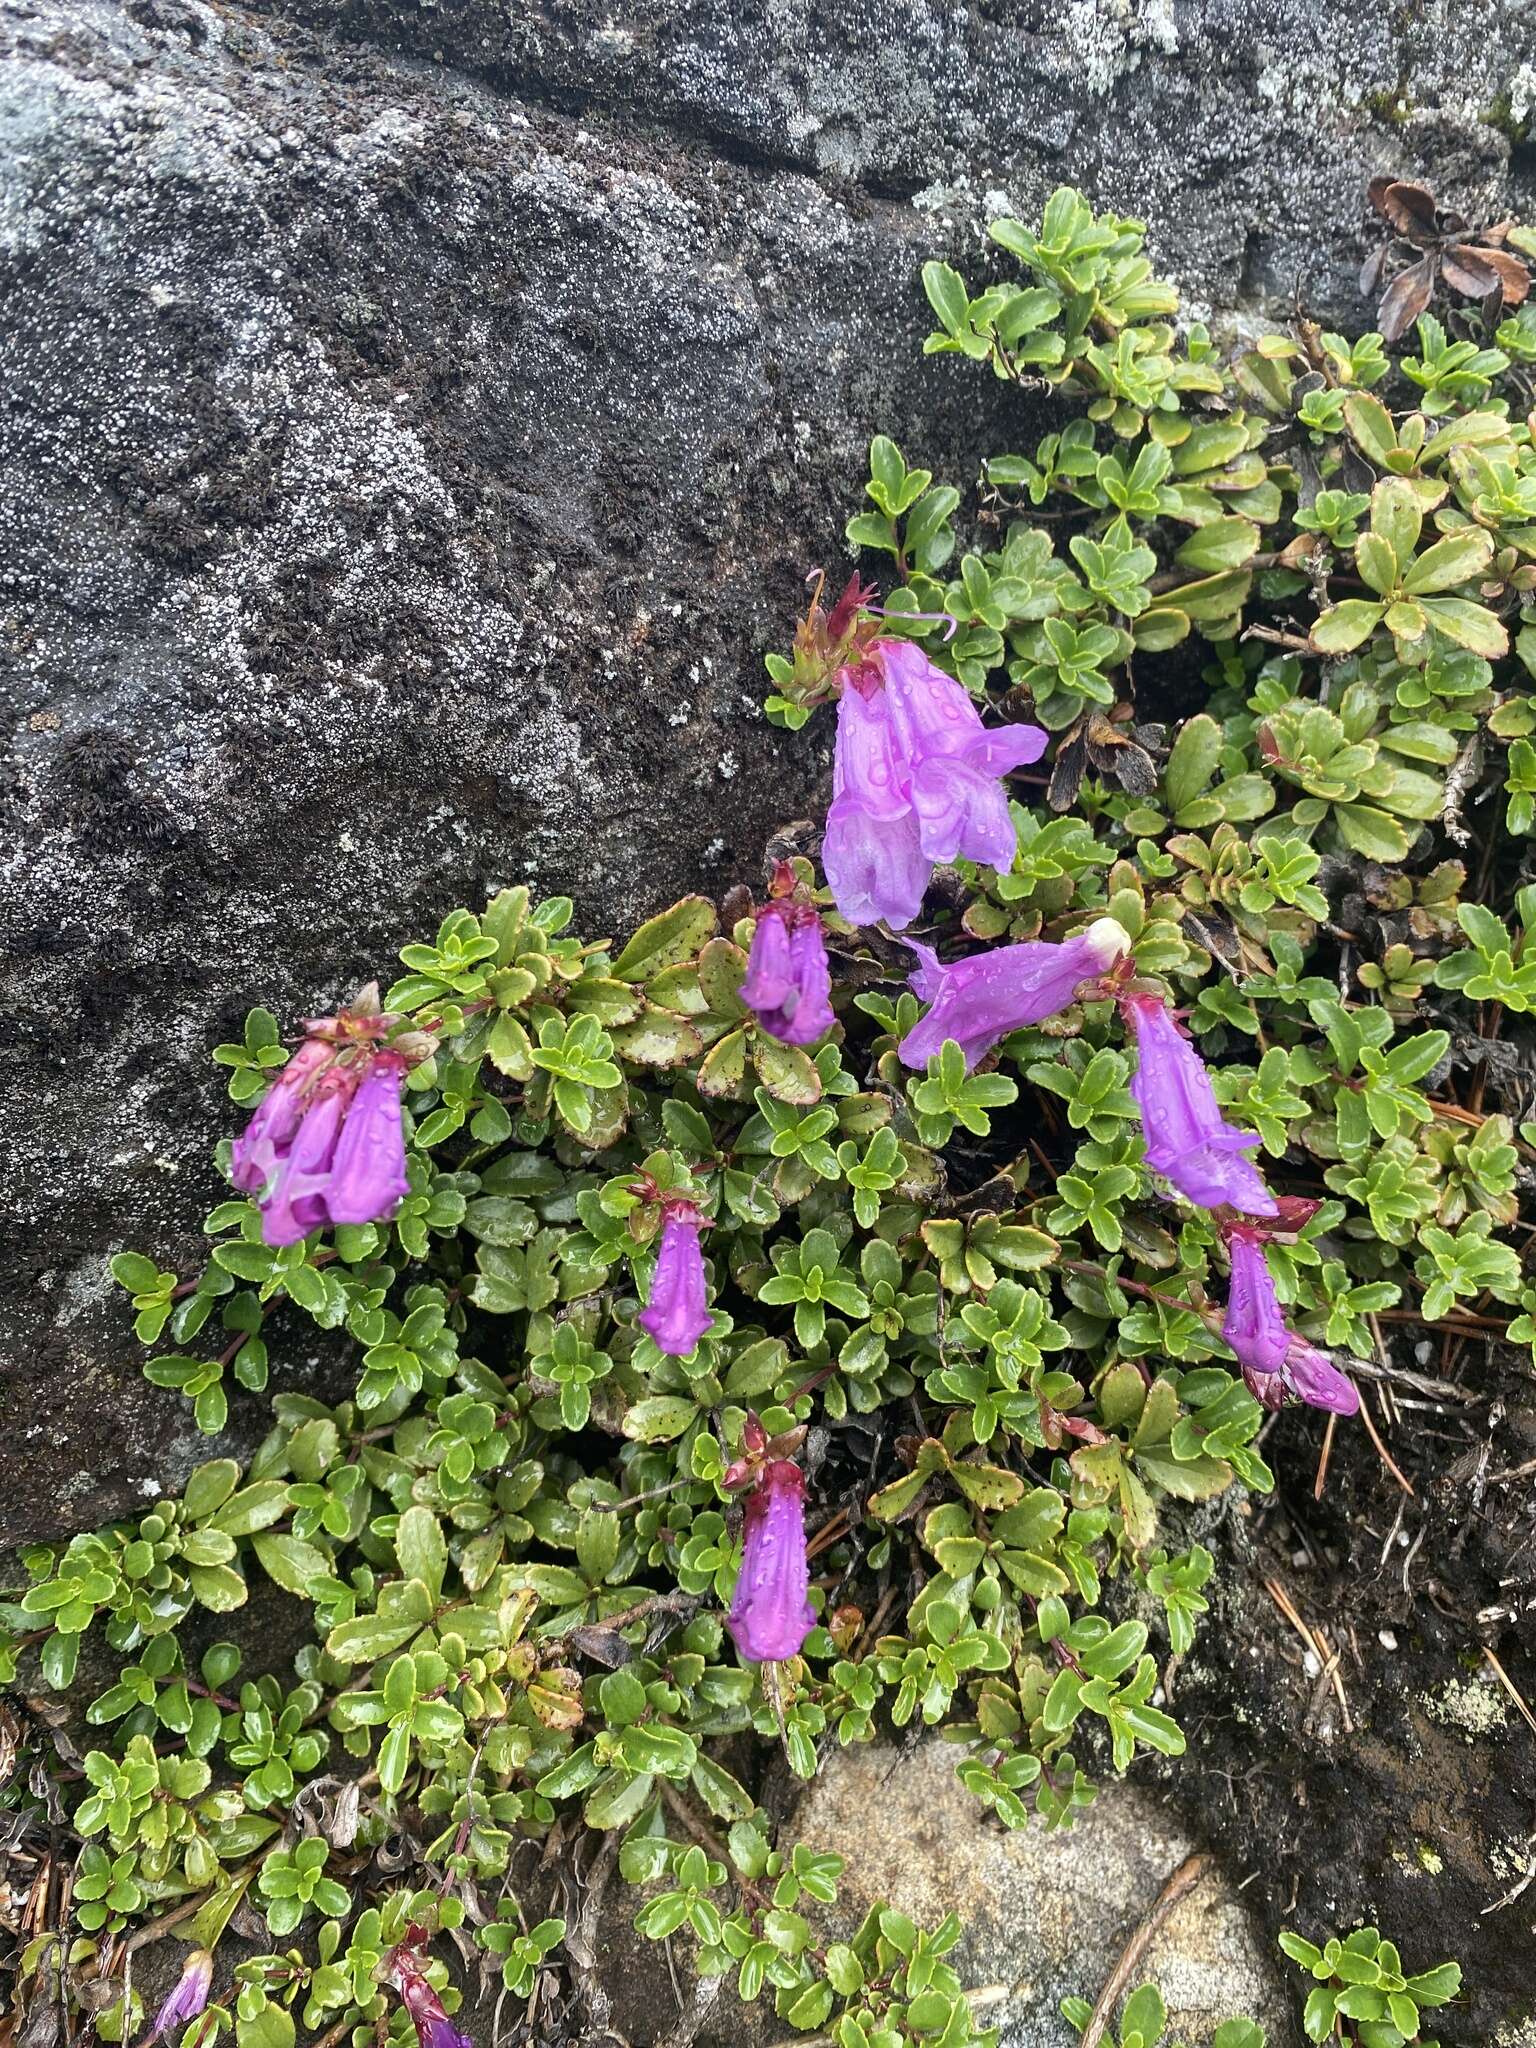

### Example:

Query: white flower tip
xmin=1083 ymin=917 xmax=1132 ymax=968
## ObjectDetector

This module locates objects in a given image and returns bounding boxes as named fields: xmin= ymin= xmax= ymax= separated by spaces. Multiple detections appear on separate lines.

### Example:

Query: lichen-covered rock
xmin=500 ymin=1741 xmax=1299 ymax=2048
xmin=3 ymin=0 xmax=1534 ymax=1544
xmin=789 ymin=1742 xmax=1299 ymax=2046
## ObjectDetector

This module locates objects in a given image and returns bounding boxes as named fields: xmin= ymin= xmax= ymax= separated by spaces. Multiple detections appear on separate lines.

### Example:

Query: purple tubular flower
xmin=388 ymin=1945 xmax=472 ymax=2048
xmin=898 ymin=917 xmax=1130 ymax=1072
xmin=1242 ymin=1337 xmax=1359 ymax=1417
xmin=1220 ymin=1226 xmax=1359 ymax=1416
xmin=259 ymin=1076 xmax=352 ymax=1248
xmin=833 ymin=671 xmax=910 ymax=820
xmin=883 ymin=640 xmax=1046 ymax=868
xmin=1221 ymin=1230 xmax=1290 ymax=1374
xmin=1276 ymin=1337 xmax=1359 ymax=1415
xmin=821 ymin=642 xmax=1046 ymax=930
xmin=230 ymin=1037 xmax=334 ymax=1195
xmin=727 ymin=1459 xmax=815 ymax=1663
xmin=740 ymin=906 xmax=835 ymax=1046
xmin=139 ymin=1949 xmax=213 ymax=2048
xmin=1121 ymin=994 xmax=1278 ymax=1217
xmin=324 ymin=1052 xmax=410 ymax=1226
xmin=637 ymin=1207 xmax=715 ymax=1356
xmin=822 ymin=795 xmax=928 ymax=929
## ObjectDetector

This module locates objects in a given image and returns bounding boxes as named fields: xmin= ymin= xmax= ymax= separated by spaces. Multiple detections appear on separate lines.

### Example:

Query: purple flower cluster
xmin=232 ymin=1037 xmax=410 ymax=1248
xmin=1222 ymin=1228 xmax=1358 ymax=1415
xmin=637 ymin=1204 xmax=715 ymax=1357
xmin=823 ymin=639 xmax=1046 ymax=929
xmin=727 ymin=1458 xmax=816 ymax=1663
xmin=898 ymin=917 xmax=1130 ymax=1072
xmin=740 ymin=903 xmax=835 ymax=1045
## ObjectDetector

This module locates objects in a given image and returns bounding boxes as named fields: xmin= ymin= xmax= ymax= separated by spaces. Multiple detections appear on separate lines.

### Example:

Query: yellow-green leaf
xmin=1354 ymin=531 xmax=1398 ymax=596
xmin=697 ymin=1024 xmax=748 ymax=1098
xmin=1131 ymin=605 xmax=1190 ymax=651
xmin=1343 ymin=391 xmax=1397 ymax=467
xmin=1172 ymin=517 xmax=1259 ymax=573
xmin=608 ymin=1009 xmax=705 ymax=1067
xmin=1400 ymin=527 xmax=1494 ymax=595
xmin=487 ymin=1011 xmax=534 ymax=1080
xmin=1311 ymin=600 xmax=1385 ymax=654
xmin=610 ymin=897 xmax=718 ymax=981
xmin=1372 ymin=477 xmax=1423 ymax=564
xmin=753 ymin=1034 xmax=822 ymax=1104
xmin=1422 ymin=596 xmax=1508 ymax=657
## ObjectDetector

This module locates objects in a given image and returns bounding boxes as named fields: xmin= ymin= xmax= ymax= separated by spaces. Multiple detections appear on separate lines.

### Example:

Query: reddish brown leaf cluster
xmin=1363 ymin=177 xmax=1531 ymax=343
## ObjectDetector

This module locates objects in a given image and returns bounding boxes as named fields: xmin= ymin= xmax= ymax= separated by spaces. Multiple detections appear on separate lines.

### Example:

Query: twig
xmin=656 ymin=1973 xmax=725 ymax=2048
xmin=1309 ymin=1623 xmax=1355 ymax=1737
xmin=122 ymin=1888 xmax=219 ymax=1953
xmin=1441 ymin=732 xmax=1483 ymax=848
xmin=1482 ymin=1646 xmax=1536 ymax=1739
xmin=806 ymin=1507 xmax=852 ymax=1561
xmin=1313 ymin=1413 xmax=1337 ymax=1502
xmin=1264 ymin=1577 xmax=1351 ymax=1733
xmin=1077 ymin=1852 xmax=1213 ymax=2048
xmin=1346 ymin=1355 xmax=1483 ymax=1406
xmin=1483 ymin=1867 xmax=1536 ymax=1914
xmin=1355 ymin=1385 xmax=1416 ymax=1498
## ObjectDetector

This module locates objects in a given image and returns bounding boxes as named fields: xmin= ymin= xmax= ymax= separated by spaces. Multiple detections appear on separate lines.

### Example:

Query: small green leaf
xmin=611 ymin=897 xmax=718 ymax=981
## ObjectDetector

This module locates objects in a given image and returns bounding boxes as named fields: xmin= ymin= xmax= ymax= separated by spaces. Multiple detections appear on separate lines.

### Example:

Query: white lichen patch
xmin=1424 ymin=1674 xmax=1510 ymax=1738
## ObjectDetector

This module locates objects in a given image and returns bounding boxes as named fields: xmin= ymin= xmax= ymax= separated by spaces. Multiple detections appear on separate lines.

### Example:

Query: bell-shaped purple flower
xmin=727 ymin=1459 xmax=815 ymax=1663
xmin=637 ymin=1206 xmax=715 ymax=1356
xmin=740 ymin=906 xmax=835 ymax=1046
xmin=821 ymin=642 xmax=1046 ymax=931
xmin=1243 ymin=1336 xmax=1359 ymax=1417
xmin=259 ymin=1075 xmax=352 ymax=1248
xmin=1219 ymin=1215 xmax=1358 ymax=1416
xmin=1121 ymin=994 xmax=1278 ymax=1217
xmin=822 ymin=795 xmax=928 ymax=929
xmin=884 ymin=640 xmax=1047 ymax=870
xmin=230 ymin=1037 xmax=334 ymax=1196
xmin=324 ymin=1052 xmax=410 ymax=1226
xmin=1221 ymin=1229 xmax=1289 ymax=1374
xmin=833 ymin=671 xmax=911 ymax=820
xmin=898 ymin=917 xmax=1130 ymax=1072
xmin=1274 ymin=1337 xmax=1359 ymax=1415
xmin=139 ymin=1948 xmax=213 ymax=2048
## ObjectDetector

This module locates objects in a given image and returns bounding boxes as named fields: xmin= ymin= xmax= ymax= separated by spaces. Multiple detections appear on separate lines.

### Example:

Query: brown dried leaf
xmin=563 ymin=1624 xmax=634 ymax=1668
xmin=1440 ymin=245 xmax=1500 ymax=298
xmin=1366 ymin=174 xmax=1399 ymax=218
xmin=1375 ymin=179 xmax=1440 ymax=240
xmin=1046 ymin=722 xmax=1088 ymax=813
xmin=1181 ymin=909 xmax=1246 ymax=976
xmin=1478 ymin=244 xmax=1531 ymax=306
xmin=1377 ymin=257 xmax=1435 ymax=343
xmin=1085 ymin=716 xmax=1158 ymax=796
xmin=1359 ymin=243 xmax=1392 ymax=296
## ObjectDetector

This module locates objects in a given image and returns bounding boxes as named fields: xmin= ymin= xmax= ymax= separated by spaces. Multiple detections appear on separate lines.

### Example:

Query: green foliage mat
xmin=6 ymin=185 xmax=1533 ymax=2048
